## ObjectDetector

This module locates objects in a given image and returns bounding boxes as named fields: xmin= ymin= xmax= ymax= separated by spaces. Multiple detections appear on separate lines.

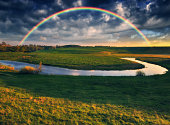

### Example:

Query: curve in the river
xmin=0 ymin=58 xmax=168 ymax=76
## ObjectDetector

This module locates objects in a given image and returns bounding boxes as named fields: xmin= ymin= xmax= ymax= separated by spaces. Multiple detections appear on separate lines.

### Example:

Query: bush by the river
xmin=0 ymin=63 xmax=15 ymax=71
xmin=19 ymin=62 xmax=42 ymax=74
xmin=136 ymin=70 xmax=145 ymax=76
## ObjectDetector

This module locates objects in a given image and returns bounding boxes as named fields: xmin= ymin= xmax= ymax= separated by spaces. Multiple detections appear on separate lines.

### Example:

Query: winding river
xmin=0 ymin=58 xmax=168 ymax=76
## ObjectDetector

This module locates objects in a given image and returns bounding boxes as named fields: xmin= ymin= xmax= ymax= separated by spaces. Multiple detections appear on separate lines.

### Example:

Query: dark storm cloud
xmin=84 ymin=0 xmax=112 ymax=7
xmin=0 ymin=0 xmax=169 ymax=44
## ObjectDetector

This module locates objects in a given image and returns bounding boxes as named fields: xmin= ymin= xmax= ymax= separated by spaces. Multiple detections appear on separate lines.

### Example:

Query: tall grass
xmin=0 ymin=63 xmax=15 ymax=71
xmin=19 ymin=62 xmax=42 ymax=74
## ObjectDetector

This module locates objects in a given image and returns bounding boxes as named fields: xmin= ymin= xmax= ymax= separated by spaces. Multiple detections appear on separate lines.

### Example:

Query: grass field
xmin=0 ymin=71 xmax=170 ymax=124
xmin=1 ymin=47 xmax=170 ymax=70
xmin=0 ymin=47 xmax=170 ymax=124
xmin=35 ymin=46 xmax=170 ymax=54
xmin=0 ymin=51 xmax=144 ymax=70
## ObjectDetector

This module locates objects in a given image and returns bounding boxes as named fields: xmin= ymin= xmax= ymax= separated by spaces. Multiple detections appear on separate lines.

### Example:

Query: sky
xmin=0 ymin=0 xmax=170 ymax=46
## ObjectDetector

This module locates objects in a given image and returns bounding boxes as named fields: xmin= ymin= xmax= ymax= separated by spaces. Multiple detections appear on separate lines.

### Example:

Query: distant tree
xmin=44 ymin=46 xmax=53 ymax=50
xmin=20 ymin=46 xmax=26 ymax=52
xmin=16 ymin=46 xmax=20 ymax=52
xmin=56 ymin=45 xmax=60 ymax=48
xmin=2 ymin=42 xmax=6 ymax=45
xmin=0 ymin=46 xmax=6 ymax=51
xmin=63 ymin=45 xmax=81 ymax=48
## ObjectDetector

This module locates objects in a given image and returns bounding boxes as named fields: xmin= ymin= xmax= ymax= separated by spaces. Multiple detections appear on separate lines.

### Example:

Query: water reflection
xmin=0 ymin=58 xmax=168 ymax=76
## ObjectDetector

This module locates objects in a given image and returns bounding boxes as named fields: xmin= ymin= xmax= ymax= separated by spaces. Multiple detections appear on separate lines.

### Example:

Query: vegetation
xmin=0 ymin=68 xmax=170 ymax=124
xmin=0 ymin=42 xmax=55 ymax=52
xmin=136 ymin=71 xmax=145 ymax=76
xmin=0 ymin=46 xmax=170 ymax=124
xmin=19 ymin=66 xmax=38 ymax=74
xmin=0 ymin=51 xmax=144 ymax=70
xmin=111 ymin=53 xmax=170 ymax=59
xmin=0 ymin=63 xmax=15 ymax=71
xmin=1 ymin=86 xmax=169 ymax=125
xmin=1 ymin=42 xmax=170 ymax=54
xmin=19 ymin=62 xmax=42 ymax=74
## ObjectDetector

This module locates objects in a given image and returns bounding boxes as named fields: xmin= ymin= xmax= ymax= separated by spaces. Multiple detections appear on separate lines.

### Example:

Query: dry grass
xmin=19 ymin=66 xmax=37 ymax=74
xmin=112 ymin=54 xmax=170 ymax=58
xmin=19 ymin=66 xmax=40 ymax=74
xmin=98 ymin=51 xmax=112 ymax=56
xmin=19 ymin=62 xmax=42 ymax=74
xmin=0 ymin=64 xmax=15 ymax=71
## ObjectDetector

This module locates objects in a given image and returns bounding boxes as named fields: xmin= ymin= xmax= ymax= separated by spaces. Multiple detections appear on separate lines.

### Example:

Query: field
xmin=0 ymin=48 xmax=145 ymax=70
xmin=0 ymin=47 xmax=170 ymax=124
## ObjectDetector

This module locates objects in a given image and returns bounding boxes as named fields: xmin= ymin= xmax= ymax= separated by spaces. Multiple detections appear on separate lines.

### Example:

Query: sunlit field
xmin=0 ymin=47 xmax=170 ymax=124
xmin=0 ymin=48 xmax=145 ymax=70
xmin=1 ymin=47 xmax=170 ymax=70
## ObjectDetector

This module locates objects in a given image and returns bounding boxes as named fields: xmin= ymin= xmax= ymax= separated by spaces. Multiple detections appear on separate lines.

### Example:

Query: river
xmin=0 ymin=58 xmax=168 ymax=76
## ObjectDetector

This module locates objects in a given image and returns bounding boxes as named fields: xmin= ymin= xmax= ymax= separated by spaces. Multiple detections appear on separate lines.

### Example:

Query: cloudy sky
xmin=0 ymin=0 xmax=170 ymax=46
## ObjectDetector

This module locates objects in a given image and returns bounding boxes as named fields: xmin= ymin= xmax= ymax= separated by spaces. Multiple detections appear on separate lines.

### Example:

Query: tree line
xmin=0 ymin=42 xmax=82 ymax=52
xmin=0 ymin=42 xmax=56 ymax=52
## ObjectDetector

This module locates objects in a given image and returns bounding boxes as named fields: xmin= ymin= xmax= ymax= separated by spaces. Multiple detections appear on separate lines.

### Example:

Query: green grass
xmin=0 ymin=71 xmax=170 ymax=124
xmin=4 ymin=46 xmax=170 ymax=70
xmin=0 ymin=47 xmax=170 ymax=124
xmin=0 ymin=51 xmax=144 ymax=70
xmin=35 ymin=47 xmax=106 ymax=54
xmin=36 ymin=46 xmax=170 ymax=54
xmin=1 ymin=87 xmax=169 ymax=125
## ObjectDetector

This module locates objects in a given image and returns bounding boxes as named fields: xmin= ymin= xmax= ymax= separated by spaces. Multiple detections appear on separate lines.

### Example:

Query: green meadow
xmin=0 ymin=48 xmax=145 ymax=70
xmin=0 ymin=47 xmax=170 ymax=124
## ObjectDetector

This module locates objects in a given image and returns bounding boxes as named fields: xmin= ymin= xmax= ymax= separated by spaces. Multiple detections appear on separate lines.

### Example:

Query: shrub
xmin=19 ymin=66 xmax=39 ymax=74
xmin=136 ymin=70 xmax=145 ymax=76
xmin=37 ymin=61 xmax=42 ymax=72
xmin=19 ymin=62 xmax=42 ymax=74
xmin=19 ymin=66 xmax=36 ymax=74
xmin=0 ymin=63 xmax=15 ymax=71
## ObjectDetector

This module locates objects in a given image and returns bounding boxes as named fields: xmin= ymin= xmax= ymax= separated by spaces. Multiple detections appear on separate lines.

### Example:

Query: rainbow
xmin=19 ymin=7 xmax=150 ymax=45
